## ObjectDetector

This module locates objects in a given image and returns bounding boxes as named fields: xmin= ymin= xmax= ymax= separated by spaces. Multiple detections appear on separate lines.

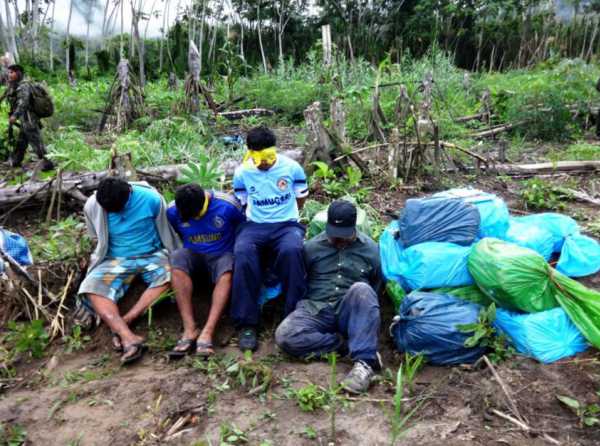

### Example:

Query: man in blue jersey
xmin=167 ymin=183 xmax=244 ymax=357
xmin=78 ymin=178 xmax=180 ymax=364
xmin=231 ymin=126 xmax=309 ymax=351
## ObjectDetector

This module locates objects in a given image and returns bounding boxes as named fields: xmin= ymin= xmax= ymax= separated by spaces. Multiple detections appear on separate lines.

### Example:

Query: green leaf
xmin=557 ymin=395 xmax=581 ymax=410
xmin=583 ymin=417 xmax=600 ymax=427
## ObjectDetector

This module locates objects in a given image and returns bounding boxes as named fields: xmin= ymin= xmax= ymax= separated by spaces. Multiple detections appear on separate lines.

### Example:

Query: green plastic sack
xmin=469 ymin=238 xmax=600 ymax=348
xmin=386 ymin=281 xmax=406 ymax=311
xmin=432 ymin=285 xmax=493 ymax=306
xmin=307 ymin=204 xmax=371 ymax=239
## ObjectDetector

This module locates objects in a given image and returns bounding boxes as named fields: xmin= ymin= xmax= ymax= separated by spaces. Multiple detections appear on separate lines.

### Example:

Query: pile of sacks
xmin=381 ymin=188 xmax=600 ymax=365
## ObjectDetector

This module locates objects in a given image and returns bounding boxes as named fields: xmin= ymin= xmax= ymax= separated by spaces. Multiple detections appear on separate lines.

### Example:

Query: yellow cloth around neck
xmin=243 ymin=147 xmax=277 ymax=167
xmin=195 ymin=194 xmax=210 ymax=219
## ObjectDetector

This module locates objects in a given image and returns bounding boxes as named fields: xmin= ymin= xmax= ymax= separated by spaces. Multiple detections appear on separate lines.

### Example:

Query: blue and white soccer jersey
xmin=233 ymin=154 xmax=309 ymax=223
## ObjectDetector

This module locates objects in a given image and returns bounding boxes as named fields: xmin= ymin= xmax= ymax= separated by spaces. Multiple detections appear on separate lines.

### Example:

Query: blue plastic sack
xmin=380 ymin=221 xmax=473 ymax=290
xmin=397 ymin=197 xmax=480 ymax=247
xmin=390 ymin=292 xmax=487 ymax=365
xmin=433 ymin=188 xmax=509 ymax=239
xmin=557 ymin=234 xmax=600 ymax=278
xmin=503 ymin=217 xmax=554 ymax=260
xmin=513 ymin=213 xmax=579 ymax=252
xmin=494 ymin=307 xmax=588 ymax=364
xmin=0 ymin=228 xmax=33 ymax=273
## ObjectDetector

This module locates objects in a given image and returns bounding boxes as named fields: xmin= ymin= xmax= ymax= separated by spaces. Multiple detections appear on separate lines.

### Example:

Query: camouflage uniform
xmin=6 ymin=79 xmax=49 ymax=167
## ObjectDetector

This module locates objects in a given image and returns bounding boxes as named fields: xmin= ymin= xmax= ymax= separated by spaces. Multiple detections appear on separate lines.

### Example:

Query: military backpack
xmin=28 ymin=82 xmax=54 ymax=118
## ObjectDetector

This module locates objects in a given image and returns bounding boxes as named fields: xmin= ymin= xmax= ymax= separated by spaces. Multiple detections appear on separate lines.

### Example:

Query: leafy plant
xmin=225 ymin=351 xmax=273 ymax=395
xmin=219 ymin=422 xmax=249 ymax=445
xmin=387 ymin=365 xmax=424 ymax=445
xmin=520 ymin=178 xmax=569 ymax=212
xmin=178 ymin=153 xmax=224 ymax=189
xmin=63 ymin=325 xmax=91 ymax=354
xmin=29 ymin=216 xmax=91 ymax=262
xmin=556 ymin=395 xmax=600 ymax=428
xmin=6 ymin=320 xmax=49 ymax=359
xmin=301 ymin=425 xmax=318 ymax=440
xmin=457 ymin=303 xmax=514 ymax=363
xmin=0 ymin=422 xmax=27 ymax=446
xmin=293 ymin=383 xmax=329 ymax=412
xmin=400 ymin=353 xmax=425 ymax=394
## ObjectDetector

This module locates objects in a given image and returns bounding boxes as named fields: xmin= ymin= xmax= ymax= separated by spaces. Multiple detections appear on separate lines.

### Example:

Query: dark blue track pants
xmin=275 ymin=282 xmax=380 ymax=363
xmin=230 ymin=221 xmax=306 ymax=327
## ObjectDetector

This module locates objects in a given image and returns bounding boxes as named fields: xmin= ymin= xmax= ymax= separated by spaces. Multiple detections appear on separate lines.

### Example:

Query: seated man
xmin=166 ymin=183 xmax=244 ymax=358
xmin=275 ymin=200 xmax=382 ymax=394
xmin=231 ymin=126 xmax=309 ymax=351
xmin=78 ymin=178 xmax=180 ymax=364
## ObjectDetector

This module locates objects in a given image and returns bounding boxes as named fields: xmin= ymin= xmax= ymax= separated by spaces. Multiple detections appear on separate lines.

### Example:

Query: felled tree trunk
xmin=0 ymin=150 xmax=304 ymax=208
xmin=99 ymin=58 xmax=144 ymax=132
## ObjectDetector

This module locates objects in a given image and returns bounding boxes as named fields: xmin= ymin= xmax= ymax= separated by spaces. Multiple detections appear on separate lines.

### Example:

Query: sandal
xmin=112 ymin=332 xmax=123 ymax=353
xmin=168 ymin=338 xmax=197 ymax=360
xmin=195 ymin=340 xmax=215 ymax=358
xmin=120 ymin=343 xmax=147 ymax=365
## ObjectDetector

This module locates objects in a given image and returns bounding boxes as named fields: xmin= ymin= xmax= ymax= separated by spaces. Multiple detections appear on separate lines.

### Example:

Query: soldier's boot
xmin=28 ymin=126 xmax=54 ymax=171
xmin=8 ymin=134 xmax=27 ymax=168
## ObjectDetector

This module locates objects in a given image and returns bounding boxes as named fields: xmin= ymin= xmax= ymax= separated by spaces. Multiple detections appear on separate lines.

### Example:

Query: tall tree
xmin=3 ymin=0 xmax=19 ymax=61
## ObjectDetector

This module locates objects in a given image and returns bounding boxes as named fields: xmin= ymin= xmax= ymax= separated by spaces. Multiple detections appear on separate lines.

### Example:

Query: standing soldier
xmin=5 ymin=64 xmax=54 ymax=171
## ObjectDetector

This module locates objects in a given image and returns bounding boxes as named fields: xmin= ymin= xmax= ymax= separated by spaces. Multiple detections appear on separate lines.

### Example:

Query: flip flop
xmin=195 ymin=340 xmax=214 ymax=358
xmin=168 ymin=338 xmax=197 ymax=360
xmin=112 ymin=332 xmax=123 ymax=353
xmin=120 ymin=343 xmax=147 ymax=365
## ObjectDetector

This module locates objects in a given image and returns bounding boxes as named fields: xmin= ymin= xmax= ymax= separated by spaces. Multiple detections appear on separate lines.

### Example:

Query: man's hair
xmin=246 ymin=126 xmax=276 ymax=151
xmin=96 ymin=177 xmax=131 ymax=213
xmin=7 ymin=64 xmax=24 ymax=78
xmin=175 ymin=183 xmax=206 ymax=221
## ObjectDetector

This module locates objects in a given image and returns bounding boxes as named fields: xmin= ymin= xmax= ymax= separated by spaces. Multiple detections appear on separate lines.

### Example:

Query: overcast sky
xmin=3 ymin=0 xmax=194 ymax=38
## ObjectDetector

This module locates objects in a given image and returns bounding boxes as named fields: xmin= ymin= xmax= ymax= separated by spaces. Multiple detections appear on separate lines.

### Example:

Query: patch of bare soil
xmin=1 ymin=285 xmax=599 ymax=446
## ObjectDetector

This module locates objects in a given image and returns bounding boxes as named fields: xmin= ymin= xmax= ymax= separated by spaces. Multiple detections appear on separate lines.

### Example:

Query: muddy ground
xmin=1 ymin=138 xmax=600 ymax=445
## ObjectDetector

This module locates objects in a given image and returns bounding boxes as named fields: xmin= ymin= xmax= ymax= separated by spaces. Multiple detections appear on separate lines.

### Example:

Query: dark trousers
xmin=230 ymin=221 xmax=306 ymax=327
xmin=275 ymin=282 xmax=380 ymax=363
xmin=11 ymin=122 xmax=47 ymax=166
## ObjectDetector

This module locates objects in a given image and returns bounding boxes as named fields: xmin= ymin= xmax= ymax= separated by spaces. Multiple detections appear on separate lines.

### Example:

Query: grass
xmin=548 ymin=142 xmax=600 ymax=162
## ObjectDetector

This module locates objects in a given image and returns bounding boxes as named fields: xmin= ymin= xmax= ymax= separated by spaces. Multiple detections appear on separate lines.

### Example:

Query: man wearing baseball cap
xmin=275 ymin=199 xmax=382 ymax=394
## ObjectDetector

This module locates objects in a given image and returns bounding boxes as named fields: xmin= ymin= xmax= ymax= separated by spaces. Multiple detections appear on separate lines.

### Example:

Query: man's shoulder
xmin=212 ymin=191 xmax=242 ymax=211
xmin=357 ymin=231 xmax=379 ymax=255
xmin=277 ymin=154 xmax=304 ymax=172
xmin=304 ymin=232 xmax=327 ymax=250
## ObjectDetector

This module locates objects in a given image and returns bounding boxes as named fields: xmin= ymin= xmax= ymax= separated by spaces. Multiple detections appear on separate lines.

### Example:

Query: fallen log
xmin=471 ymin=123 xmax=517 ymax=138
xmin=499 ymin=160 xmax=600 ymax=175
xmin=0 ymin=150 xmax=303 ymax=208
xmin=218 ymin=108 xmax=274 ymax=120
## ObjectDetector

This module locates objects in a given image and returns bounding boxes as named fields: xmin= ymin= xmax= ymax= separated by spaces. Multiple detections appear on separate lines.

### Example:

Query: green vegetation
xmin=293 ymin=383 xmax=329 ymax=412
xmin=0 ymin=422 xmax=27 ymax=446
xmin=520 ymin=178 xmax=570 ymax=212
xmin=63 ymin=325 xmax=91 ymax=354
xmin=29 ymin=216 xmax=91 ymax=263
xmin=556 ymin=395 xmax=600 ymax=428
xmin=5 ymin=320 xmax=48 ymax=359
xmin=458 ymin=304 xmax=514 ymax=363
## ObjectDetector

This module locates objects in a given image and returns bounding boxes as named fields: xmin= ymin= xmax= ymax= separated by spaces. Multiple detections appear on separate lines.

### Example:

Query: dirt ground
xmin=2 ymin=149 xmax=600 ymax=445
xmin=1 ymin=290 xmax=599 ymax=446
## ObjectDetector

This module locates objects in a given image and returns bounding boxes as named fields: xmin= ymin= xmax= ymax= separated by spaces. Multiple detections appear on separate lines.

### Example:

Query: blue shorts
xmin=78 ymin=249 xmax=171 ymax=303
